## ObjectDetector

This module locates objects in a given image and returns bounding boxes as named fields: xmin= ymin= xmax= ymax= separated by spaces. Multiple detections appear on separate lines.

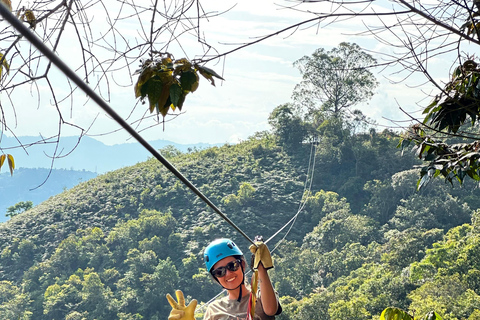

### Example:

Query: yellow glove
xmin=249 ymin=241 xmax=274 ymax=270
xmin=166 ymin=290 xmax=197 ymax=320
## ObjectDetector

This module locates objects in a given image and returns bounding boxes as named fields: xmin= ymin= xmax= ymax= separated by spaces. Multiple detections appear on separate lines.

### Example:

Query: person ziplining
xmin=167 ymin=238 xmax=282 ymax=320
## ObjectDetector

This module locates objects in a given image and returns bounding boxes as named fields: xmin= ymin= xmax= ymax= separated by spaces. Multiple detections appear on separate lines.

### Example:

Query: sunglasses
xmin=211 ymin=259 xmax=242 ymax=278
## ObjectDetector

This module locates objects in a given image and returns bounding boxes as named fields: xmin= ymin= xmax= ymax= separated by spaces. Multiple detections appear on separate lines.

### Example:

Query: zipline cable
xmin=0 ymin=3 xmax=256 ymax=247
xmin=266 ymin=141 xmax=317 ymax=248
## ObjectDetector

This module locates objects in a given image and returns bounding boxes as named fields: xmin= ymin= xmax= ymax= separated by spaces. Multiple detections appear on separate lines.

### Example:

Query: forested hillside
xmin=0 ymin=0 xmax=479 ymax=315
xmin=1 ymin=126 xmax=479 ymax=319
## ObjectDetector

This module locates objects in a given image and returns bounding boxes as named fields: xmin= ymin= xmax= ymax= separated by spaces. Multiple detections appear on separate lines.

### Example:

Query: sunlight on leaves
xmin=380 ymin=307 xmax=442 ymax=320
xmin=379 ymin=307 xmax=413 ymax=320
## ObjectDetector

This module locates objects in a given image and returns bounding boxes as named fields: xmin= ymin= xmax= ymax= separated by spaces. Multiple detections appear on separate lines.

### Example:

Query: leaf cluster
xmin=134 ymin=53 xmax=223 ymax=118
xmin=399 ymin=128 xmax=480 ymax=189
xmin=399 ymin=57 xmax=480 ymax=188
xmin=424 ymin=60 xmax=480 ymax=134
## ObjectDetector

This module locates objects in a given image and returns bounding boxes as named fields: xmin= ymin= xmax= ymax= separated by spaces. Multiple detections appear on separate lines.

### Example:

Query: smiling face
xmin=212 ymin=256 xmax=245 ymax=290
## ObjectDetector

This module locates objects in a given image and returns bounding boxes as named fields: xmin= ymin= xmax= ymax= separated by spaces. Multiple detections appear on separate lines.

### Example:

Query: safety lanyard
xmin=247 ymin=270 xmax=259 ymax=320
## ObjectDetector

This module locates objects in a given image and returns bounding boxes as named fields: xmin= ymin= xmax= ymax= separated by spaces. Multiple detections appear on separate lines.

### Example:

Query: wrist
xmin=257 ymin=266 xmax=269 ymax=279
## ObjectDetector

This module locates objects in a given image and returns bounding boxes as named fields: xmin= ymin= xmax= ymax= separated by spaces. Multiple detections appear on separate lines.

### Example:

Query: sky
xmin=0 ymin=0 xmax=453 ymax=148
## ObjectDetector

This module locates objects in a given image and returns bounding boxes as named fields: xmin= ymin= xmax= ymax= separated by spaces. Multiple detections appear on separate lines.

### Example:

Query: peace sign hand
xmin=166 ymin=290 xmax=198 ymax=320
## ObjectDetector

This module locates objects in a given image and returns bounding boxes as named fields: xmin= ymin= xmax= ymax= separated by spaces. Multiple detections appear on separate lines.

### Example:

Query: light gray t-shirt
xmin=203 ymin=291 xmax=281 ymax=320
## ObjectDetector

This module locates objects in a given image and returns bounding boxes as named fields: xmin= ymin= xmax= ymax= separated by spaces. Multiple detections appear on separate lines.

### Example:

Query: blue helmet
xmin=204 ymin=238 xmax=243 ymax=272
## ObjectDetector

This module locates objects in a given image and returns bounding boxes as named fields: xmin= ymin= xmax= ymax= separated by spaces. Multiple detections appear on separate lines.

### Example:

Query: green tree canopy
xmin=6 ymin=201 xmax=33 ymax=218
xmin=293 ymin=42 xmax=378 ymax=120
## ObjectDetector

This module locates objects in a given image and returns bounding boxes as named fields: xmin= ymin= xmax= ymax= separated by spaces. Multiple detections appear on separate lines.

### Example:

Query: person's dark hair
xmin=233 ymin=255 xmax=245 ymax=264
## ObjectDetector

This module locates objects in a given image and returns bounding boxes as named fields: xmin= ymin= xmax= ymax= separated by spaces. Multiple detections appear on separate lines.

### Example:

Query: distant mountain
xmin=0 ymin=168 xmax=97 ymax=223
xmin=1 ymin=135 xmax=223 ymax=173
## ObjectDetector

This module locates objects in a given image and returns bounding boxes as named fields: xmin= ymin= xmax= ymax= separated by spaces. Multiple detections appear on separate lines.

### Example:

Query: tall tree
xmin=293 ymin=42 xmax=378 ymax=120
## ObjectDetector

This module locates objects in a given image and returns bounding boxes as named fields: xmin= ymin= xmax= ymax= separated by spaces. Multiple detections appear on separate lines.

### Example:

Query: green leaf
xmin=157 ymin=85 xmax=172 ymax=116
xmin=146 ymin=79 xmax=163 ymax=113
xmin=459 ymin=151 xmax=480 ymax=162
xmin=135 ymin=68 xmax=154 ymax=98
xmin=195 ymin=64 xmax=224 ymax=86
xmin=179 ymin=71 xmax=199 ymax=93
xmin=196 ymin=64 xmax=224 ymax=80
xmin=397 ymin=139 xmax=411 ymax=150
xmin=169 ymin=83 xmax=183 ymax=108
xmin=424 ymin=152 xmax=437 ymax=161
xmin=417 ymin=172 xmax=430 ymax=190
xmin=177 ymin=93 xmax=186 ymax=111
xmin=157 ymin=95 xmax=172 ymax=118
xmin=456 ymin=169 xmax=466 ymax=183
xmin=379 ymin=307 xmax=413 ymax=320
xmin=423 ymin=98 xmax=439 ymax=114
xmin=416 ymin=142 xmax=427 ymax=158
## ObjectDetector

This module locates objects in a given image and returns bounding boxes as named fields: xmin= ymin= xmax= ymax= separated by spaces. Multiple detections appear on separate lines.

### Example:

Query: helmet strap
xmin=238 ymin=285 xmax=242 ymax=302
